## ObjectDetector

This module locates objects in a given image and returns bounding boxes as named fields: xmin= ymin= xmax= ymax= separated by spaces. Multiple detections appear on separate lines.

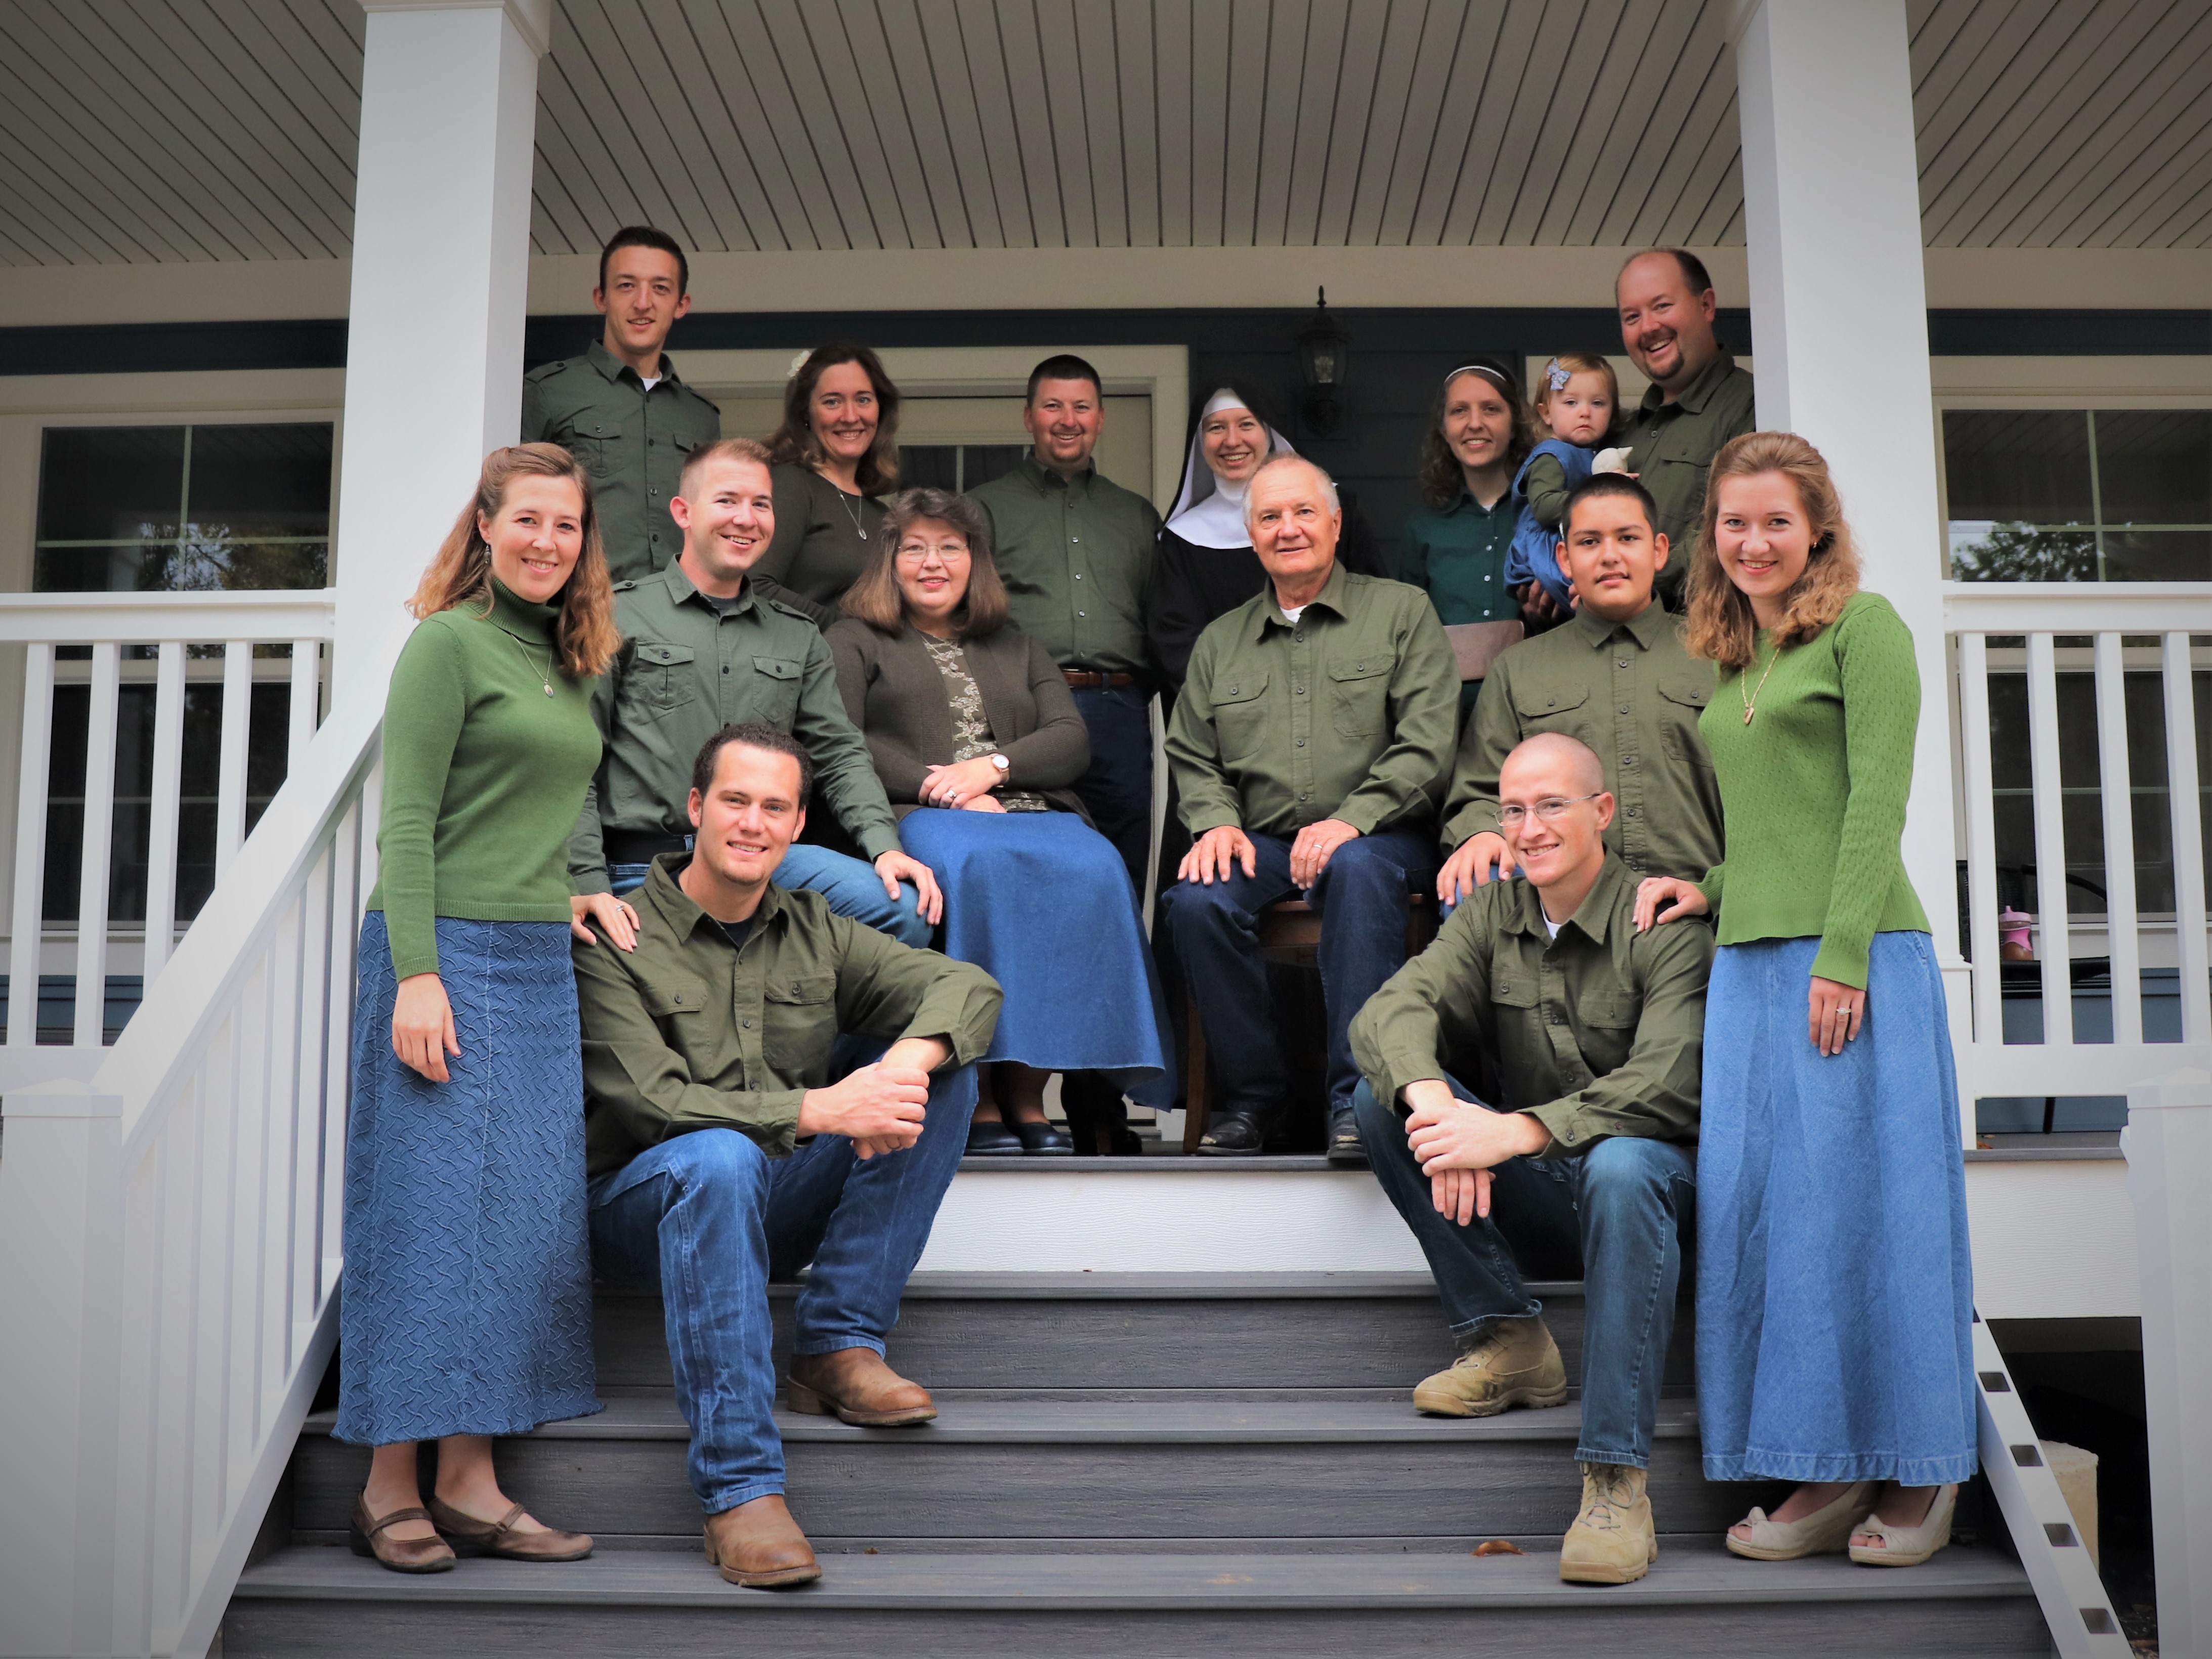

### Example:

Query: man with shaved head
xmin=1163 ymin=454 xmax=1459 ymax=1158
xmin=1349 ymin=731 xmax=1713 ymax=1586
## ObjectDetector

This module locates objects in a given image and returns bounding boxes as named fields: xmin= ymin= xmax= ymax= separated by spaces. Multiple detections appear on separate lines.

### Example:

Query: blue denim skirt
xmin=334 ymin=913 xmax=602 ymax=1445
xmin=1695 ymin=931 xmax=1980 ymax=1485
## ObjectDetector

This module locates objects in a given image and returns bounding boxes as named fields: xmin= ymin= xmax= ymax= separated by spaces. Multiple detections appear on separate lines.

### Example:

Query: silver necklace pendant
xmin=543 ymin=682 xmax=554 ymax=696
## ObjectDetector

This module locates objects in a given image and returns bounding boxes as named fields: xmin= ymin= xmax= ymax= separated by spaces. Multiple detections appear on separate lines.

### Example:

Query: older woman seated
xmin=828 ymin=488 xmax=1173 ymax=1157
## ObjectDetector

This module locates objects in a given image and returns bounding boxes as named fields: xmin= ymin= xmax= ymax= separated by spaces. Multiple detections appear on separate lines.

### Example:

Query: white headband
xmin=1202 ymin=388 xmax=1253 ymax=419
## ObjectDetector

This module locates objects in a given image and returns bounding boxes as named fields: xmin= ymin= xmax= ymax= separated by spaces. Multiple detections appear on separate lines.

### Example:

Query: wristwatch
xmin=988 ymin=753 xmax=1010 ymax=778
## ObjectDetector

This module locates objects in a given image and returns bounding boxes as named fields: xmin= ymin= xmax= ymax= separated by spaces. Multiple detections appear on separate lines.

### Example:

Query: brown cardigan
xmin=825 ymin=617 xmax=1093 ymax=822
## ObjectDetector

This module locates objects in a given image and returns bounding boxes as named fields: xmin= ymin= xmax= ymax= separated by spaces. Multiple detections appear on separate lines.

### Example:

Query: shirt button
xmin=1074 ymin=573 xmax=1083 ymax=580
xmin=1617 ymin=658 xmax=1630 ymax=667
xmin=1077 ymin=610 xmax=1086 ymax=617
xmin=1628 ymin=805 xmax=1641 ymax=817
xmin=1483 ymin=574 xmax=1491 ymax=582
xmin=743 ymin=1017 xmax=754 ymax=1029
xmin=1619 ymin=704 xmax=1630 ymax=713
xmin=1296 ymin=685 xmax=1305 ymax=695
xmin=1296 ymin=737 xmax=1306 ymax=747
xmin=722 ymin=665 xmax=730 ymax=673
xmin=1622 ymin=753 xmax=1634 ymax=764
xmin=1299 ymin=791 xmax=1310 ymax=801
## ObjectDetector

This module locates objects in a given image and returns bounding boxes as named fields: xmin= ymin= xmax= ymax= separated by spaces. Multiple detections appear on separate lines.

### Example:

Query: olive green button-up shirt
xmin=1442 ymin=602 xmax=1723 ymax=882
xmin=574 ymin=858 xmax=1003 ymax=1177
xmin=568 ymin=564 xmax=903 ymax=895
xmin=965 ymin=454 xmax=1161 ymax=677
xmin=1349 ymin=855 xmax=1711 ymax=1155
xmin=1615 ymin=351 xmax=1756 ymax=609
xmin=521 ymin=341 xmax=723 ymax=585
xmin=1167 ymin=563 xmax=1459 ymax=838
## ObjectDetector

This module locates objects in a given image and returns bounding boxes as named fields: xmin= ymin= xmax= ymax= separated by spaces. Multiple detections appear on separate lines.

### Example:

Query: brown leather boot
xmin=704 ymin=1495 xmax=821 ymax=1589
xmin=786 ymin=1347 xmax=938 ymax=1426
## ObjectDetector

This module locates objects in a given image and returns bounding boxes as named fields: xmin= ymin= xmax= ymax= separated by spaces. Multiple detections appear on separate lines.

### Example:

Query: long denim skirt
xmin=334 ymin=913 xmax=601 ymax=1445
xmin=1695 ymin=930 xmax=1980 ymax=1485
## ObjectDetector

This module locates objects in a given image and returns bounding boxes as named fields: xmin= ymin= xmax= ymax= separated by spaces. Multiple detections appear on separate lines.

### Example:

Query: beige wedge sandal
xmin=1725 ymin=1480 xmax=1877 ymax=1560
xmin=1848 ymin=1483 xmax=1957 ymax=1567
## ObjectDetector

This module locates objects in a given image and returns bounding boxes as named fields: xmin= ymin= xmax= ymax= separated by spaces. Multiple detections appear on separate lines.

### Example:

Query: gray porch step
xmin=224 ymin=1541 xmax=2045 ymax=1659
xmin=291 ymin=1395 xmax=1773 ymax=1547
xmin=594 ymin=1271 xmax=1694 ymax=1393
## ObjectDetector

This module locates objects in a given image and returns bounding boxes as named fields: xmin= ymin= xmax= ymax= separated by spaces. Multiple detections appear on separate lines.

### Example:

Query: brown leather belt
xmin=1062 ymin=669 xmax=1138 ymax=689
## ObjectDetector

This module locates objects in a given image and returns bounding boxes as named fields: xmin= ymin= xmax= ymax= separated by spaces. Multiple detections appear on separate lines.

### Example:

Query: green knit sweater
xmin=1695 ymin=590 xmax=1930 ymax=988
xmin=366 ymin=579 xmax=603 ymax=980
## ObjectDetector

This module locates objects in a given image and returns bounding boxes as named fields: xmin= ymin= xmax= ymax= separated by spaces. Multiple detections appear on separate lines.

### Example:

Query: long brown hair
xmin=841 ymin=488 xmax=1010 ymax=638
xmin=1684 ymin=431 xmax=1862 ymax=670
xmin=1418 ymin=359 xmax=1538 ymax=509
xmin=406 ymin=443 xmax=621 ymax=678
xmin=766 ymin=342 xmax=902 ymax=496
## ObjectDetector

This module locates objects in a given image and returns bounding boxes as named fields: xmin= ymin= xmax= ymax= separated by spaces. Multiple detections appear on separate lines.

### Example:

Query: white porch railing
xmin=1946 ymin=582 xmax=2212 ymax=1105
xmin=0 ymin=590 xmax=337 ymax=1052
xmin=0 ymin=669 xmax=380 ymax=1659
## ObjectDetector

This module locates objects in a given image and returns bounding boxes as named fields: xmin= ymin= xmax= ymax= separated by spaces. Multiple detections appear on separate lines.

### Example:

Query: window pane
xmin=34 ymin=546 xmax=159 ymax=593
xmin=896 ymin=446 xmax=960 ymax=491
xmin=962 ymin=445 xmax=1029 ymax=491
xmin=36 ymin=426 xmax=185 ymax=542
xmin=2103 ymin=531 xmax=2212 ymax=583
xmin=1943 ymin=410 xmax=2094 ymax=525
xmin=1950 ymin=527 xmax=2097 ymax=582
xmin=2095 ymin=410 xmax=2211 ymax=526
xmin=186 ymin=423 xmax=334 ymax=539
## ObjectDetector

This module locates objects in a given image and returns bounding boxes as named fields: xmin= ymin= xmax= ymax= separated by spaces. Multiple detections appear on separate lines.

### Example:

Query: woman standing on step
xmin=336 ymin=444 xmax=618 ymax=1572
xmin=1633 ymin=431 xmax=1978 ymax=1568
xmin=750 ymin=341 xmax=902 ymax=626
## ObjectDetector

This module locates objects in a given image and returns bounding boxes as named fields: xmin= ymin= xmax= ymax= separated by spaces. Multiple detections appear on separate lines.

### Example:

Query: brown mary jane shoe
xmin=348 ymin=1497 xmax=455 ymax=1573
xmin=705 ymin=1494 xmax=821 ymax=1589
xmin=426 ymin=1494 xmax=593 ymax=1561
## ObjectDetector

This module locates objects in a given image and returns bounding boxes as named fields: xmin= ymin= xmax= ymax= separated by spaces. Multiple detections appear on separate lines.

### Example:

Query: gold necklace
xmin=1739 ymin=637 xmax=1780 ymax=725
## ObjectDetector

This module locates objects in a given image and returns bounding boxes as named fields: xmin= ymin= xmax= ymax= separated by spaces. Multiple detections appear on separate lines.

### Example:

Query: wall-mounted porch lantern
xmin=1296 ymin=287 xmax=1351 ymax=437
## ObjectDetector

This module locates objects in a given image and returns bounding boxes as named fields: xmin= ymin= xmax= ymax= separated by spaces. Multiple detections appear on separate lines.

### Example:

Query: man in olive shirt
xmin=569 ymin=439 xmax=942 ymax=947
xmin=1437 ymin=475 xmax=1722 ymax=904
xmin=577 ymin=725 xmax=1001 ymax=1590
xmin=1162 ymin=455 xmax=1458 ymax=1158
xmin=1613 ymin=249 xmax=1756 ymax=610
xmin=522 ymin=226 xmax=723 ymax=583
xmin=966 ymin=354 xmax=1162 ymax=894
xmin=1349 ymin=732 xmax=1710 ymax=1588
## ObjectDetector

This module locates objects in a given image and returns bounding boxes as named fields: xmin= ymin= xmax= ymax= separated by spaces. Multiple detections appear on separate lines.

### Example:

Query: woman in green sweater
xmin=1634 ymin=432 xmax=1977 ymax=1569
xmin=336 ymin=444 xmax=621 ymax=1572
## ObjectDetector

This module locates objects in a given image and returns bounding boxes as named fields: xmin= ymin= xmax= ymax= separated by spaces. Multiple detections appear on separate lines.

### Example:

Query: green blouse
xmin=1398 ymin=488 xmax=1523 ymax=629
xmin=1695 ymin=591 xmax=1930 ymax=988
xmin=366 ymin=578 xmax=603 ymax=980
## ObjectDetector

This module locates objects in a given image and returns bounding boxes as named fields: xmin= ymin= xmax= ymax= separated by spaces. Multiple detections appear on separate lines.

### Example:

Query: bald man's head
xmin=1504 ymin=732 xmax=1605 ymax=797
xmin=1497 ymin=733 xmax=1613 ymax=901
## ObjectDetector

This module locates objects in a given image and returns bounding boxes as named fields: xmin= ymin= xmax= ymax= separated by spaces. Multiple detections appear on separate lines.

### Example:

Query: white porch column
xmin=1732 ymin=0 xmax=1959 ymax=960
xmin=331 ymin=0 xmax=548 ymax=702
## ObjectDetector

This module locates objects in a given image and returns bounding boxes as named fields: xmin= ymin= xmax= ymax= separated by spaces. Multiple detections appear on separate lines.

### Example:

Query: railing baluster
xmin=288 ymin=639 xmax=320 ymax=772
xmin=9 ymin=643 xmax=54 ymax=1047
xmin=74 ymin=642 xmax=122 ymax=1048
xmin=2025 ymin=632 xmax=2074 ymax=1044
xmin=2093 ymin=633 xmax=2143 ymax=1045
xmin=142 ymin=642 xmax=187 ymax=982
xmin=1958 ymin=634 xmax=2004 ymax=1050
xmin=215 ymin=640 xmax=253 ymax=878
xmin=2161 ymin=632 xmax=2209 ymax=1045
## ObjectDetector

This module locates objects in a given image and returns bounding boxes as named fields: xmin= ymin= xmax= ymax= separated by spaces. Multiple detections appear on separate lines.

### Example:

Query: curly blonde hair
xmin=407 ymin=443 xmax=621 ymax=678
xmin=1684 ymin=431 xmax=1861 ymax=670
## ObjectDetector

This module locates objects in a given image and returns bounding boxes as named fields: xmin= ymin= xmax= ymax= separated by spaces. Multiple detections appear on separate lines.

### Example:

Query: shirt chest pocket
xmin=631 ymin=642 xmax=698 ymax=712
xmin=568 ymin=415 xmax=625 ymax=478
xmin=748 ymin=655 xmax=805 ymax=726
xmin=643 ymin=977 xmax=709 ymax=1027
xmin=1511 ymin=680 xmax=1592 ymax=739
xmin=1211 ymin=673 xmax=1271 ymax=764
xmin=1658 ymin=678 xmax=1716 ymax=765
xmin=1491 ymin=972 xmax=1539 ymax=1010
xmin=1328 ymin=653 xmax=1396 ymax=739
xmin=761 ymin=971 xmax=838 ymax=1074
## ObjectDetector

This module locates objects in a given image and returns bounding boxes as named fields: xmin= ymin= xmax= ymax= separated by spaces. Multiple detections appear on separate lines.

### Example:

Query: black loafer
xmin=965 ymin=1119 xmax=1025 ymax=1157
xmin=1012 ymin=1119 xmax=1075 ymax=1156
xmin=1195 ymin=1111 xmax=1269 ymax=1157
xmin=1326 ymin=1107 xmax=1367 ymax=1165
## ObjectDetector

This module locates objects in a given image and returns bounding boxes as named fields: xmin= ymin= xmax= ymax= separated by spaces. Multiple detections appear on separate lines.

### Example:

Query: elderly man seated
xmin=1161 ymin=455 xmax=1458 ymax=1158
xmin=573 ymin=723 xmax=1001 ymax=1589
xmin=1348 ymin=732 xmax=1711 ymax=1586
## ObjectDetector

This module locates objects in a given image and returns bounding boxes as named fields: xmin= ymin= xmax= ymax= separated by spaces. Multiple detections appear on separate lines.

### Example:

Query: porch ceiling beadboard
xmin=0 ymin=0 xmax=2204 ymax=266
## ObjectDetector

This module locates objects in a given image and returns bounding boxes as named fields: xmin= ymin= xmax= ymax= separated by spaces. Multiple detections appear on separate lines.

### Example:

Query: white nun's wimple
xmin=1163 ymin=389 xmax=1298 ymax=550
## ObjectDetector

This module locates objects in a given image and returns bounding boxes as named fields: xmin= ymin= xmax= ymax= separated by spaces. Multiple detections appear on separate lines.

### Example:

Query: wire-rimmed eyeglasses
xmin=1497 ymin=792 xmax=1605 ymax=828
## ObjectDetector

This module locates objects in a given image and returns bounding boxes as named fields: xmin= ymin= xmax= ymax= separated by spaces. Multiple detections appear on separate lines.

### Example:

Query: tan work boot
xmin=1411 ymin=1319 xmax=1568 ymax=1417
xmin=1559 ymin=1462 xmax=1657 ymax=1585
xmin=704 ymin=1494 xmax=820 ymax=1589
xmin=787 ymin=1347 xmax=938 ymax=1426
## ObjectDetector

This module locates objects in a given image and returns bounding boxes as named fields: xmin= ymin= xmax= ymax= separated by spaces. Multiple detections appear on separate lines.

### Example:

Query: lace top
xmin=920 ymin=632 xmax=1049 ymax=811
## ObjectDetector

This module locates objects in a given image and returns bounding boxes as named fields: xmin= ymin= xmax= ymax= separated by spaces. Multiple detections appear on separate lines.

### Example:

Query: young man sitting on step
xmin=573 ymin=724 xmax=1001 ymax=1588
xmin=1348 ymin=732 xmax=1711 ymax=1585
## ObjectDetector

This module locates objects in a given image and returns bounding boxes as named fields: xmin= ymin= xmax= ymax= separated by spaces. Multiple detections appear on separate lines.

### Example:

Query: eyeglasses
xmin=896 ymin=541 xmax=970 ymax=562
xmin=1498 ymin=792 xmax=1604 ymax=828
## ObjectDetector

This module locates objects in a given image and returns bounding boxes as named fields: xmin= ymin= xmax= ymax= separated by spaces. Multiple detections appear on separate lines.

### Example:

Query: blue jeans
xmin=1352 ymin=1075 xmax=1695 ymax=1469
xmin=609 ymin=841 xmax=929 ymax=947
xmin=585 ymin=1063 xmax=978 ymax=1513
xmin=1070 ymin=684 xmax=1155 ymax=896
xmin=1160 ymin=827 xmax=1436 ymax=1117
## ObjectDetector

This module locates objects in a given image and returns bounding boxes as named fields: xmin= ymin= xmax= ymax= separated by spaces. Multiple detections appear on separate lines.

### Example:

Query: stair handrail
xmin=0 ymin=634 xmax=392 ymax=1659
